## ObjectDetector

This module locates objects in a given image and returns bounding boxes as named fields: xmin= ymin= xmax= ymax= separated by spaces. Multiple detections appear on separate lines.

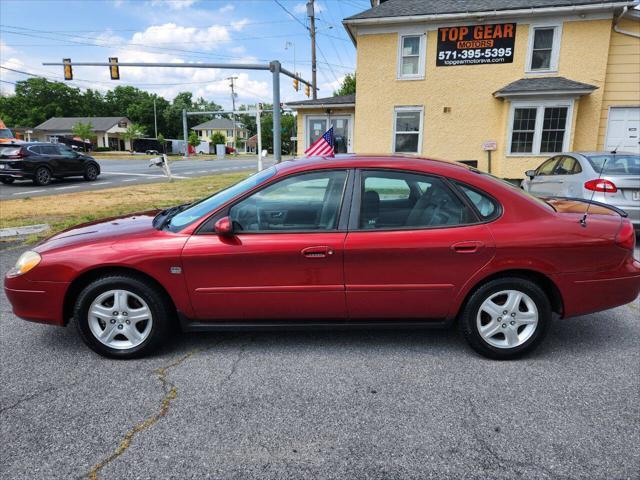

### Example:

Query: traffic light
xmin=305 ymin=84 xmax=310 ymax=97
xmin=63 ymin=58 xmax=73 ymax=80
xmin=109 ymin=57 xmax=120 ymax=80
xmin=293 ymin=78 xmax=299 ymax=91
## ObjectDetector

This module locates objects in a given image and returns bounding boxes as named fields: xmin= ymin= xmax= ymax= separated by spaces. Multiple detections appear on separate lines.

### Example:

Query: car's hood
xmin=36 ymin=210 xmax=161 ymax=252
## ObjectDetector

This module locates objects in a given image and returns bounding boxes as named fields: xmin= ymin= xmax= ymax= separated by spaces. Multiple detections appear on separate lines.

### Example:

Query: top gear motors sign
xmin=437 ymin=23 xmax=517 ymax=66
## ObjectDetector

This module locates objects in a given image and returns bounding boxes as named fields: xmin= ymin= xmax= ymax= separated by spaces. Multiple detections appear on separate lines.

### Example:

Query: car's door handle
xmin=451 ymin=241 xmax=484 ymax=254
xmin=301 ymin=246 xmax=334 ymax=258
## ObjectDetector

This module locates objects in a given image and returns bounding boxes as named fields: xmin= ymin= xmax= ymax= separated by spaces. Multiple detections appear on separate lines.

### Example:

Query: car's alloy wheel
xmin=459 ymin=277 xmax=551 ymax=360
xmin=84 ymin=164 xmax=98 ymax=181
xmin=34 ymin=167 xmax=52 ymax=186
xmin=476 ymin=290 xmax=539 ymax=349
xmin=88 ymin=289 xmax=154 ymax=350
xmin=74 ymin=275 xmax=172 ymax=358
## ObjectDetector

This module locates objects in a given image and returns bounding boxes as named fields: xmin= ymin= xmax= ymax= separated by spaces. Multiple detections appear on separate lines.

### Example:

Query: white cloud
xmin=231 ymin=19 xmax=249 ymax=32
xmin=219 ymin=4 xmax=234 ymax=13
xmin=149 ymin=0 xmax=198 ymax=11
xmin=131 ymin=23 xmax=231 ymax=50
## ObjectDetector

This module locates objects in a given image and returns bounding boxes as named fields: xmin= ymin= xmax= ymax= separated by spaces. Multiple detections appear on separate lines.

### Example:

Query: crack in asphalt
xmin=85 ymin=336 xmax=250 ymax=480
xmin=86 ymin=350 xmax=199 ymax=480
xmin=465 ymin=397 xmax=572 ymax=480
xmin=0 ymin=380 xmax=80 ymax=416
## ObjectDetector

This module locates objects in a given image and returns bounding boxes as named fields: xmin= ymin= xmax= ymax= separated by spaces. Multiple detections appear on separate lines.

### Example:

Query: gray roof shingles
xmin=287 ymin=94 xmax=356 ymax=107
xmin=345 ymin=0 xmax=632 ymax=21
xmin=192 ymin=118 xmax=244 ymax=130
xmin=34 ymin=116 xmax=128 ymax=132
xmin=494 ymin=76 xmax=598 ymax=96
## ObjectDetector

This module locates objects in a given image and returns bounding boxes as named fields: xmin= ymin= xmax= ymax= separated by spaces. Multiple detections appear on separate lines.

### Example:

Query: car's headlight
xmin=9 ymin=251 xmax=42 ymax=277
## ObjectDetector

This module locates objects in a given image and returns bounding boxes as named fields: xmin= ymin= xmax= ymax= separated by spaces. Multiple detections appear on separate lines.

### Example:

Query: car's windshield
xmin=167 ymin=166 xmax=277 ymax=231
xmin=585 ymin=154 xmax=640 ymax=175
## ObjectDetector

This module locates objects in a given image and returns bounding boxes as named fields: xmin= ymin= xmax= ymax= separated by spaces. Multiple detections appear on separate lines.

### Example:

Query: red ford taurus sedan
xmin=5 ymin=156 xmax=640 ymax=359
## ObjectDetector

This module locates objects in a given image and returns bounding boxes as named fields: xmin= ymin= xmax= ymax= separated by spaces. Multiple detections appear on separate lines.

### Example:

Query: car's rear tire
xmin=84 ymin=164 xmax=99 ymax=181
xmin=33 ymin=166 xmax=52 ymax=186
xmin=1 ymin=178 xmax=15 ymax=184
xmin=74 ymin=275 xmax=173 ymax=359
xmin=459 ymin=277 xmax=551 ymax=360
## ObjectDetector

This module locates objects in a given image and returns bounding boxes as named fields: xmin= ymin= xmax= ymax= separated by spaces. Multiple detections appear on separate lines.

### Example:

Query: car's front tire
xmin=0 ymin=177 xmax=15 ymax=184
xmin=84 ymin=164 xmax=99 ymax=181
xmin=33 ymin=166 xmax=52 ymax=186
xmin=74 ymin=275 xmax=173 ymax=359
xmin=459 ymin=277 xmax=551 ymax=360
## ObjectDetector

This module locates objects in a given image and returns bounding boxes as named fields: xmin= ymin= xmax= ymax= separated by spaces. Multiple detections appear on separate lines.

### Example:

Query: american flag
xmin=305 ymin=127 xmax=335 ymax=157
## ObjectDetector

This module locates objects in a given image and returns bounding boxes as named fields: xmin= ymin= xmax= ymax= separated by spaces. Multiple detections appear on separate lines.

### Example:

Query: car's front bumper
xmin=4 ymin=273 xmax=68 ymax=326
xmin=552 ymin=256 xmax=640 ymax=318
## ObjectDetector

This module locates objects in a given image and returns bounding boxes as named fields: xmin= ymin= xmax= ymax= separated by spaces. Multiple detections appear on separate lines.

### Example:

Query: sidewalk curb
xmin=0 ymin=224 xmax=50 ymax=238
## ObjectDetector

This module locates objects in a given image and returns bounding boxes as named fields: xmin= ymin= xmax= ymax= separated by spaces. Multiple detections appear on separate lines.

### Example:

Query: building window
xmin=508 ymin=102 xmax=571 ymax=155
xmin=393 ymin=107 xmax=423 ymax=154
xmin=397 ymin=34 xmax=425 ymax=80
xmin=227 ymin=129 xmax=233 ymax=137
xmin=510 ymin=108 xmax=537 ymax=153
xmin=527 ymin=25 xmax=561 ymax=72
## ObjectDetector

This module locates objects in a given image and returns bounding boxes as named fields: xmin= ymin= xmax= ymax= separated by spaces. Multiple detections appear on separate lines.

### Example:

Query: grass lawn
xmin=0 ymin=172 xmax=249 ymax=243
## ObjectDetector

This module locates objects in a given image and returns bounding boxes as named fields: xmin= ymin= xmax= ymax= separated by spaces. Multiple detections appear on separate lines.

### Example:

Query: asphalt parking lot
xmin=0 ymin=156 xmax=278 ymax=200
xmin=1 ymin=246 xmax=639 ymax=480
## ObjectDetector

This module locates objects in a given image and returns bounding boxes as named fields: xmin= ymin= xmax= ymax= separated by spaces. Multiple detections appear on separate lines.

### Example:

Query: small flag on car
xmin=304 ymin=127 xmax=335 ymax=157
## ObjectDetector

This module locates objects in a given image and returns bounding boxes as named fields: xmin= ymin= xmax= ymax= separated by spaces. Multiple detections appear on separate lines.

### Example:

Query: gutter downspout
xmin=614 ymin=6 xmax=640 ymax=38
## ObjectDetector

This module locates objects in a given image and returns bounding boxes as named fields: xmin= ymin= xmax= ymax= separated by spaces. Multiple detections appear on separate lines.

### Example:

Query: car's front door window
xmin=229 ymin=171 xmax=348 ymax=232
xmin=536 ymin=157 xmax=560 ymax=176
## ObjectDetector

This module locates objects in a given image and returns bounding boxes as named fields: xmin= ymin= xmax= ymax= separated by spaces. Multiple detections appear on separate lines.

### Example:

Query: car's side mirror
xmin=214 ymin=216 xmax=233 ymax=236
xmin=525 ymin=170 xmax=536 ymax=179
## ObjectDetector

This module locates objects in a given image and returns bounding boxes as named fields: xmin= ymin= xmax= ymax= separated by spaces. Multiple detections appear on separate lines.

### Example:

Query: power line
xmin=272 ymin=0 xmax=308 ymax=30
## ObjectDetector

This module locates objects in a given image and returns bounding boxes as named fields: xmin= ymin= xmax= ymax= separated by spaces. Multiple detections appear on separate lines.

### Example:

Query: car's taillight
xmin=584 ymin=179 xmax=617 ymax=193
xmin=615 ymin=220 xmax=636 ymax=250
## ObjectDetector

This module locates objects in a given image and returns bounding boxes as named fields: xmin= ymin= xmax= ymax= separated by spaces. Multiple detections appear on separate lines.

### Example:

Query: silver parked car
xmin=522 ymin=152 xmax=640 ymax=228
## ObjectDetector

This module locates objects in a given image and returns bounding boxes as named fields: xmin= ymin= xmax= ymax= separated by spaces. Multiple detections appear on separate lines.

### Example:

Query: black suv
xmin=0 ymin=142 xmax=100 ymax=186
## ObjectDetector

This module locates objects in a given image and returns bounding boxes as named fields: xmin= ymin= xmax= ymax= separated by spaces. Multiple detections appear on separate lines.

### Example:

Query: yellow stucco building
xmin=289 ymin=0 xmax=639 ymax=180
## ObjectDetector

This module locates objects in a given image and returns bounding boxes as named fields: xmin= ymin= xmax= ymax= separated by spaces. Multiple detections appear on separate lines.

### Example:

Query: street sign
xmin=482 ymin=140 xmax=497 ymax=151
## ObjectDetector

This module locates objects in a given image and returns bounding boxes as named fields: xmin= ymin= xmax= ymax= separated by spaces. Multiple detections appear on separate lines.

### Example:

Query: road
xmin=0 ymin=156 xmax=278 ymax=200
xmin=1 ymin=246 xmax=638 ymax=479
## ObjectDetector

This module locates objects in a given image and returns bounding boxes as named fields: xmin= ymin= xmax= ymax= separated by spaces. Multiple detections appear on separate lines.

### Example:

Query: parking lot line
xmin=122 ymin=179 xmax=137 ymax=182
xmin=54 ymin=186 xmax=80 ymax=190
xmin=92 ymin=182 xmax=112 ymax=186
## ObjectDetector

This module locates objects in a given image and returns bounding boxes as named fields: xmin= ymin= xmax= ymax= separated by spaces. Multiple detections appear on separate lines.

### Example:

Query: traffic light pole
xmin=43 ymin=60 xmax=313 ymax=163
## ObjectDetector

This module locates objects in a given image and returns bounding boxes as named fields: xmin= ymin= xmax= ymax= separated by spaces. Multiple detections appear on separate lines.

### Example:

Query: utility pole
xmin=307 ymin=0 xmax=317 ymax=99
xmin=153 ymin=96 xmax=158 ymax=139
xmin=256 ymin=103 xmax=263 ymax=171
xmin=227 ymin=76 xmax=238 ymax=152
xmin=182 ymin=108 xmax=188 ymax=158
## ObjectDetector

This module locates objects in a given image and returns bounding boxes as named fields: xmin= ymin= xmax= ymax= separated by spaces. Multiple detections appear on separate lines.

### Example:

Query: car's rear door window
xmin=229 ymin=170 xmax=348 ymax=232
xmin=357 ymin=170 xmax=474 ymax=229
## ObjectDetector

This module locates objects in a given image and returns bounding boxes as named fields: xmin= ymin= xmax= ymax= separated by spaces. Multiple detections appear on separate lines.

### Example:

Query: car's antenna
xmin=580 ymin=157 xmax=610 ymax=227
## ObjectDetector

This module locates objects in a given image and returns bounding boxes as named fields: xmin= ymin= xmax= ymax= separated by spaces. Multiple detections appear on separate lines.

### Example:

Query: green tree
xmin=333 ymin=73 xmax=356 ymax=96
xmin=188 ymin=131 xmax=200 ymax=148
xmin=123 ymin=123 xmax=146 ymax=152
xmin=210 ymin=131 xmax=226 ymax=146
xmin=71 ymin=122 xmax=96 ymax=151
xmin=157 ymin=133 xmax=167 ymax=153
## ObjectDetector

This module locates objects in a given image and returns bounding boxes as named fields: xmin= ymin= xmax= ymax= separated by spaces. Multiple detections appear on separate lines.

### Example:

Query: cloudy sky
xmin=0 ymin=0 xmax=366 ymax=107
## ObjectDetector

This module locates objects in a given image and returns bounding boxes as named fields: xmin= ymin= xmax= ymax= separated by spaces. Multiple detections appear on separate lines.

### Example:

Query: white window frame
xmin=525 ymin=23 xmax=562 ymax=74
xmin=506 ymin=99 xmax=575 ymax=156
xmin=397 ymin=33 xmax=426 ymax=80
xmin=392 ymin=106 xmax=424 ymax=154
